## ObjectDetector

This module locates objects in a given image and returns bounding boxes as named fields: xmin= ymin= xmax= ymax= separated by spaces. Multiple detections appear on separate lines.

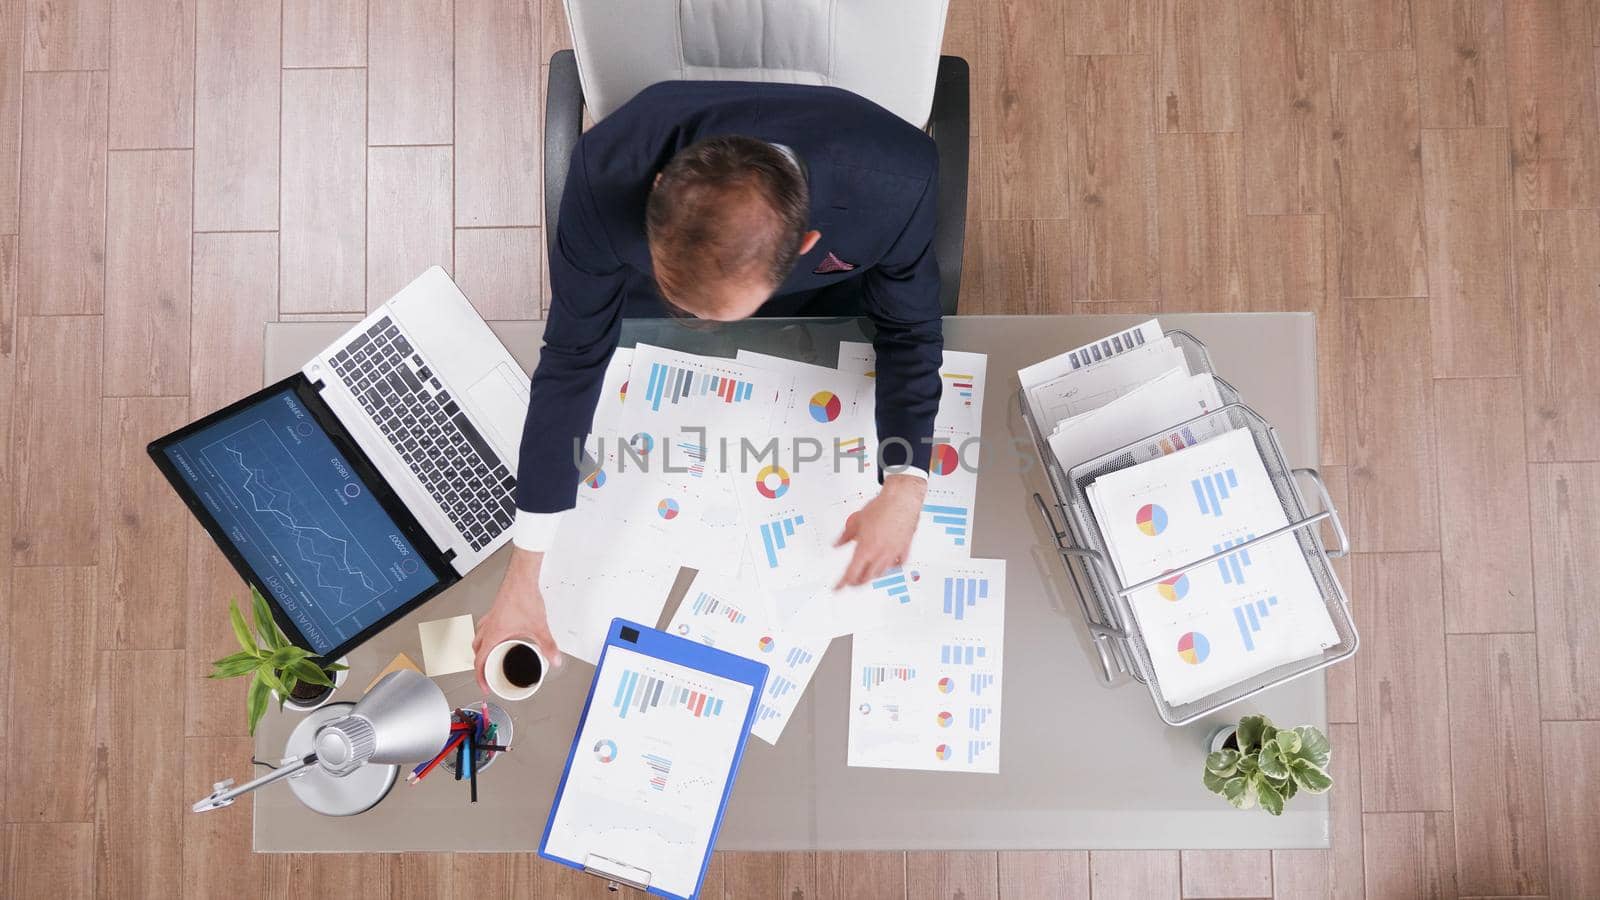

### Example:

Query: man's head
xmin=646 ymin=135 xmax=820 ymax=321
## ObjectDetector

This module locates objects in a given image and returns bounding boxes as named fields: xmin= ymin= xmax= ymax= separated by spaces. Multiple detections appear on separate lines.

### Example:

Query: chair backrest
xmin=564 ymin=0 xmax=950 ymax=128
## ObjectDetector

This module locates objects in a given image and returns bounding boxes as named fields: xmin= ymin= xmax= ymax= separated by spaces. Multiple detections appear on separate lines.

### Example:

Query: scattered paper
xmin=665 ymin=571 xmax=830 ymax=744
xmin=417 ymin=614 xmax=476 ymax=677
xmin=1026 ymin=338 xmax=1190 ymax=426
xmin=847 ymin=558 xmax=1006 ymax=774
xmin=1046 ymin=369 xmax=1226 ymax=472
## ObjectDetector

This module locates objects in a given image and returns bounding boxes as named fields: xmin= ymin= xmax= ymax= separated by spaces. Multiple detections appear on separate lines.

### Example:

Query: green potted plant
xmin=1202 ymin=714 xmax=1332 ymax=816
xmin=208 ymin=588 xmax=350 ymax=735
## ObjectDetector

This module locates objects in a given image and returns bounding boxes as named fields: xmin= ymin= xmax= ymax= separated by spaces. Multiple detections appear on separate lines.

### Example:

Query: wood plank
xmin=281 ymin=67 xmax=366 ymax=314
xmin=1515 ymin=209 xmax=1600 ymax=462
xmin=1240 ymin=0 xmax=1333 ymax=214
xmin=23 ymin=0 xmax=107 ymax=70
xmin=186 ymin=233 xmax=276 ymax=735
xmin=99 ymin=397 xmax=189 ymax=649
xmin=1421 ymin=128 xmax=1517 ymax=376
xmin=1331 ymin=50 xmax=1429 ymax=298
xmin=104 ymin=148 xmax=192 ymax=395
xmin=1318 ymin=466 xmax=1358 ymax=723
xmin=448 ymin=854 xmax=533 ymax=897
xmin=1088 ymin=851 xmax=1181 ymax=899
xmin=94 ymin=650 xmax=184 ymax=896
xmin=183 ymin=737 xmax=267 ymax=894
xmin=542 ymin=0 xmax=570 ymax=56
xmin=1543 ymin=721 xmax=1600 ymax=899
xmin=193 ymin=0 xmax=279 ymax=231
xmin=1506 ymin=0 xmax=1600 ymax=209
xmin=1415 ymin=0 xmax=1508 ymax=127
xmin=312 ymin=854 xmax=396 ymax=896
xmin=19 ymin=70 xmax=106 ymax=315
xmin=1156 ymin=0 xmax=1241 ymax=133
xmin=5 ymin=567 xmax=98 ymax=821
xmin=1067 ymin=55 xmax=1158 ymax=304
xmin=1159 ymin=132 xmax=1247 ymax=311
xmin=1434 ymin=378 xmax=1535 ymax=632
xmin=721 ymin=852 xmax=817 ymax=899
xmin=369 ymin=0 xmax=452 ymax=146
xmin=1330 ymin=0 xmax=1415 ymax=49
xmin=1445 ymin=633 xmax=1548 ymax=895
xmin=1060 ymin=0 xmax=1151 ymax=54
xmin=1243 ymin=214 xmax=1345 ymax=466
xmin=455 ymin=0 xmax=540 ymax=227
xmin=368 ymin=145 xmax=452 ymax=308
xmin=392 ymin=854 xmax=453 ymax=897
xmin=282 ymin=0 xmax=365 ymax=68
xmin=1528 ymin=463 xmax=1600 ymax=718
xmin=998 ymin=852 xmax=1089 ymax=898
xmin=1354 ymin=552 xmax=1453 ymax=811
xmin=1362 ymin=811 xmax=1460 ymax=899
xmin=1269 ymin=850 xmax=1330 ymax=899
xmin=906 ymin=851 xmax=998 ymax=900
xmin=968 ymin=219 xmax=1074 ymax=315
xmin=1073 ymin=300 xmax=1160 ymax=315
xmin=817 ymin=852 xmax=906 ymax=900
xmin=5 ymin=823 xmax=94 ymax=897
xmin=1346 ymin=299 xmax=1441 ymax=551
xmin=1328 ymin=722 xmax=1363 ymax=900
xmin=11 ymin=315 xmax=101 ymax=565
xmin=108 ymin=0 xmax=194 ymax=148
xmin=1180 ymin=850 xmax=1272 ymax=897
xmin=0 ymin=0 xmax=25 ymax=233
xmin=0 ymin=238 xmax=11 ymax=826
xmin=453 ymin=227 xmax=543 ymax=320
xmin=976 ymin=0 xmax=1069 ymax=219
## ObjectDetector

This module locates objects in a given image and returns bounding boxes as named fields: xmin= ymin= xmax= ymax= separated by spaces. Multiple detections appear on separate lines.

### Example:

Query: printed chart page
xmin=665 ymin=571 xmax=828 ymax=744
xmin=544 ymin=645 xmax=756 ymax=899
xmin=847 ymin=559 xmax=1007 ymax=774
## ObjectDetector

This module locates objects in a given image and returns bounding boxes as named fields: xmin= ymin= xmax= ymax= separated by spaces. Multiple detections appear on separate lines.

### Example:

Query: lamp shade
xmin=312 ymin=669 xmax=450 ymax=776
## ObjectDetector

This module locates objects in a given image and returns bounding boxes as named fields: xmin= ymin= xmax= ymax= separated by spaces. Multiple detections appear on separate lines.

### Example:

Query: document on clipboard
xmin=540 ymin=619 xmax=768 ymax=900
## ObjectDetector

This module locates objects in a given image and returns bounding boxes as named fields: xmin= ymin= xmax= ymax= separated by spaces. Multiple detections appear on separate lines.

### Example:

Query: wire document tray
xmin=1021 ymin=331 xmax=1358 ymax=725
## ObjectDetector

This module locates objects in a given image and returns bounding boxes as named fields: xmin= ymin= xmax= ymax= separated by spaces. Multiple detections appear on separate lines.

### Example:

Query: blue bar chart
xmin=611 ymin=669 xmax=726 ymax=719
xmin=1212 ymin=535 xmax=1256 ymax=584
xmin=969 ymin=673 xmax=995 ymax=695
xmin=1191 ymin=468 xmax=1240 ymax=517
xmin=1232 ymin=595 xmax=1280 ymax=651
xmin=768 ymin=675 xmax=797 ymax=699
xmin=924 ymin=504 xmax=970 ymax=547
xmin=759 ymin=514 xmax=806 ymax=568
xmin=785 ymin=647 xmax=813 ymax=668
xmin=966 ymin=739 xmax=993 ymax=764
xmin=939 ymin=642 xmax=989 ymax=665
xmin=942 ymin=576 xmax=990 ymax=621
xmin=643 ymin=753 xmax=672 ymax=791
xmin=644 ymin=361 xmax=755 ymax=412
xmin=860 ymin=665 xmax=917 ymax=690
xmin=690 ymin=591 xmax=746 ymax=624
xmin=869 ymin=568 xmax=912 ymax=603
xmin=674 ymin=440 xmax=707 ymax=478
xmin=968 ymin=706 xmax=992 ymax=730
xmin=756 ymin=704 xmax=781 ymax=723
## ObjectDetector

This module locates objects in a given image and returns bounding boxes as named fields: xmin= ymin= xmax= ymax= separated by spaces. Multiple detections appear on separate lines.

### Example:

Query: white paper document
xmin=1085 ymin=429 xmax=1337 ymax=704
xmin=847 ymin=558 xmax=1006 ymax=774
xmin=540 ymin=517 xmax=680 ymax=664
xmin=543 ymin=644 xmax=754 ymax=899
xmin=665 ymin=571 xmax=829 ymax=744
xmin=1017 ymin=318 xmax=1164 ymax=388
xmin=1046 ymin=369 xmax=1226 ymax=471
xmin=1026 ymin=338 xmax=1191 ymax=427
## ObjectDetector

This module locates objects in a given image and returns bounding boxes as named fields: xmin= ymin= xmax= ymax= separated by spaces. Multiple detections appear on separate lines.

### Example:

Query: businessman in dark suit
xmin=475 ymin=81 xmax=943 ymax=683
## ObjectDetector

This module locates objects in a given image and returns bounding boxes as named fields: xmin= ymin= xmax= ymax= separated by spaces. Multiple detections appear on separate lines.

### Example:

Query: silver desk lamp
xmin=193 ymin=669 xmax=451 ymax=816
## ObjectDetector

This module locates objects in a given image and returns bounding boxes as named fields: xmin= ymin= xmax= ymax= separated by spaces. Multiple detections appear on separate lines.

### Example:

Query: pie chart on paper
xmin=1177 ymin=631 xmax=1210 ymax=665
xmin=1157 ymin=572 xmax=1190 ymax=602
xmin=657 ymin=498 xmax=680 ymax=520
xmin=808 ymin=390 xmax=842 ymax=423
xmin=930 ymin=443 xmax=960 ymax=476
xmin=1136 ymin=503 xmax=1168 ymax=536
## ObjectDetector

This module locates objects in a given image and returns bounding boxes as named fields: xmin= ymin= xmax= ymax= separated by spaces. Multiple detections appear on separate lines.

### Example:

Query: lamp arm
xmin=191 ymin=752 xmax=318 ymax=813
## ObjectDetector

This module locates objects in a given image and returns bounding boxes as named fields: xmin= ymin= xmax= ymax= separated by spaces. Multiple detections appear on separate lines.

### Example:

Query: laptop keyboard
xmin=328 ymin=316 xmax=518 ymax=552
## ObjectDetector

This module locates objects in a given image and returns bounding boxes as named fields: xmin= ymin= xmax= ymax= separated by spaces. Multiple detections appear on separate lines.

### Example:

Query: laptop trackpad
xmin=467 ymin=364 xmax=530 ymax=456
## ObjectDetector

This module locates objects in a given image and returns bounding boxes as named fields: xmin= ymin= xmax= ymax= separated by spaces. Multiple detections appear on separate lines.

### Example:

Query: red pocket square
xmin=813 ymin=251 xmax=857 ymax=274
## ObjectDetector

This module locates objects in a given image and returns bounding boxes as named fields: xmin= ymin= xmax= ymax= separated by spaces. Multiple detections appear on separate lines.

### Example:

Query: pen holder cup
xmin=441 ymin=702 xmax=514 ymax=776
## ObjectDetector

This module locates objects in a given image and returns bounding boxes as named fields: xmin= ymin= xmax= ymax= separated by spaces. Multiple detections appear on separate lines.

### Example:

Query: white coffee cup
xmin=484 ymin=639 xmax=548 ymax=701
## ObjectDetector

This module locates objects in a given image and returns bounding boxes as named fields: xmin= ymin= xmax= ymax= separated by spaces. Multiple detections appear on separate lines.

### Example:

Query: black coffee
xmin=503 ymin=644 xmax=543 ymax=688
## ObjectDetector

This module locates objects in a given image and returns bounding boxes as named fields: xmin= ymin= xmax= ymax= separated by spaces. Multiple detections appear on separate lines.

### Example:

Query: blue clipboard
xmin=538 ymin=618 xmax=768 ymax=899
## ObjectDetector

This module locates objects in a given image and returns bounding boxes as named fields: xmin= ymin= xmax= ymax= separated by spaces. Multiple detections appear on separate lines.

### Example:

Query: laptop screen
xmin=159 ymin=383 xmax=442 ymax=656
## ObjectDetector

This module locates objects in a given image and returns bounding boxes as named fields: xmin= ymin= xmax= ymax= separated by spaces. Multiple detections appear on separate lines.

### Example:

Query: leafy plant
xmin=208 ymin=588 xmax=348 ymax=735
xmin=1203 ymin=714 xmax=1332 ymax=816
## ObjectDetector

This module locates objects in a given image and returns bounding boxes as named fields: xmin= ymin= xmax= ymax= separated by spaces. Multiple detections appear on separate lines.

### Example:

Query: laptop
xmin=150 ymin=267 xmax=531 ymax=661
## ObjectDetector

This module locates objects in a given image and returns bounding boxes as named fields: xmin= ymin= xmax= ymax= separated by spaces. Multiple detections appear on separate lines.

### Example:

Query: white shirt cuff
xmin=511 ymin=509 xmax=565 ymax=552
xmin=887 ymin=466 xmax=929 ymax=481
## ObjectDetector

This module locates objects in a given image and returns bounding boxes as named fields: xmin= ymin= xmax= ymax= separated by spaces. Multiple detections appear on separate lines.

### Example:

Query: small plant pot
xmin=278 ymin=657 xmax=349 ymax=713
xmin=1206 ymin=724 xmax=1240 ymax=754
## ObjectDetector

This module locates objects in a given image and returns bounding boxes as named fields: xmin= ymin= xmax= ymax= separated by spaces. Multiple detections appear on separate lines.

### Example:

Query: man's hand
xmin=833 ymin=473 xmax=927 ymax=589
xmin=474 ymin=547 xmax=563 ymax=694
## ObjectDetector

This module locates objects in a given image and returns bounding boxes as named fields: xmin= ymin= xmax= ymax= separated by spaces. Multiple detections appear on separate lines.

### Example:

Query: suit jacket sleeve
xmin=862 ymin=171 xmax=943 ymax=473
xmin=513 ymin=151 xmax=627 ymax=514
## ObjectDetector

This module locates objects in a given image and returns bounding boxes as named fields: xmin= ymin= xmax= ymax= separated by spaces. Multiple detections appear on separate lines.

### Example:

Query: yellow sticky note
xmin=417 ymin=614 xmax=476 ymax=677
xmin=365 ymin=652 xmax=423 ymax=692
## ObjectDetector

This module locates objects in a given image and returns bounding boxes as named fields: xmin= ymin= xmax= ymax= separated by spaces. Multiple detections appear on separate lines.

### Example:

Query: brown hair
xmin=646 ymin=136 xmax=809 ymax=311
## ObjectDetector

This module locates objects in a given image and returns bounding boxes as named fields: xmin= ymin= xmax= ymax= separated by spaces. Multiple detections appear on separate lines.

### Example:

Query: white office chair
xmin=544 ymin=0 xmax=969 ymax=315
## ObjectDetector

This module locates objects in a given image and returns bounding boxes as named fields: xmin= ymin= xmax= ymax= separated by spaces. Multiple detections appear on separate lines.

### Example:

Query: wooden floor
xmin=3 ymin=0 xmax=1598 ymax=897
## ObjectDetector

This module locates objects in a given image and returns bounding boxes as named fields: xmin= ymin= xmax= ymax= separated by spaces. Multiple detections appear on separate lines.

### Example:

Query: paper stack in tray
xmin=534 ymin=340 xmax=1008 ymax=767
xmin=1018 ymin=320 xmax=1338 ymax=705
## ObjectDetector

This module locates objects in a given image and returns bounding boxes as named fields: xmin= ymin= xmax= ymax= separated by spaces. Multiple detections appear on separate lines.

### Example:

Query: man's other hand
xmin=473 ymin=547 xmax=563 ymax=694
xmin=833 ymin=473 xmax=927 ymax=589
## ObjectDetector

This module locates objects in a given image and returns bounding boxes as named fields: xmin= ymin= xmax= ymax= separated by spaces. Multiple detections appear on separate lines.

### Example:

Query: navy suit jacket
xmin=515 ymin=80 xmax=944 ymax=514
